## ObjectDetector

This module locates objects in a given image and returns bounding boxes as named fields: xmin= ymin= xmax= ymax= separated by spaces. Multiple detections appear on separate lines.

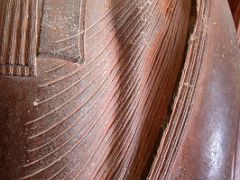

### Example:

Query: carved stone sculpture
xmin=0 ymin=0 xmax=239 ymax=179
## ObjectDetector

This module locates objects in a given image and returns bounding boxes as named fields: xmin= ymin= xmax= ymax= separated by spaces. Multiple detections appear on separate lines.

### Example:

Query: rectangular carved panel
xmin=38 ymin=0 xmax=86 ymax=63
xmin=0 ymin=0 xmax=39 ymax=76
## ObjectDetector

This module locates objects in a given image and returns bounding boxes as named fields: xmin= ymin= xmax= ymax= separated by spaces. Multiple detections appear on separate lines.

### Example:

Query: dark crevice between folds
xmin=144 ymin=0 xmax=198 ymax=178
xmin=165 ymin=0 xmax=197 ymax=141
xmin=164 ymin=0 xmax=197 ymax=133
xmin=228 ymin=0 xmax=240 ymax=25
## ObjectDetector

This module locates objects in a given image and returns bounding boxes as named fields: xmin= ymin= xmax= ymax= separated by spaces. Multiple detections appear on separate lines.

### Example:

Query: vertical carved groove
xmin=19 ymin=0 xmax=30 ymax=66
xmin=0 ymin=0 xmax=39 ymax=76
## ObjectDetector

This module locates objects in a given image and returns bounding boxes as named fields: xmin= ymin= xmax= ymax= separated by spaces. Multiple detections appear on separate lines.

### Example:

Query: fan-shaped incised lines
xmin=26 ymin=11 xmax=156 ymax=158
xmin=23 ymin=59 xmax=138 ymax=178
xmin=36 ymin=0 xmax=151 ymax=110
xmin=38 ymin=0 xmax=145 ymax=89
xmin=58 ymin=16 xmax=150 ymax=177
xmin=25 ymin=12 xmax=156 ymax=158
xmin=26 ymin=21 xmax=148 ymax=165
xmin=26 ymin=0 xmax=155 ymax=128
xmin=26 ymin=5 xmax=157 ymax=155
xmin=52 ymin=74 xmax=142 ymax=179
xmin=21 ymin=2 xmax=161 ymax=180
xmin=19 ymin=0 xmax=192 ymax=179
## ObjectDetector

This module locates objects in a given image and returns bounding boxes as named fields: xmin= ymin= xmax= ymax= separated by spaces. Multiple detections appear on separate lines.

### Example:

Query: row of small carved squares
xmin=0 ymin=65 xmax=30 ymax=76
